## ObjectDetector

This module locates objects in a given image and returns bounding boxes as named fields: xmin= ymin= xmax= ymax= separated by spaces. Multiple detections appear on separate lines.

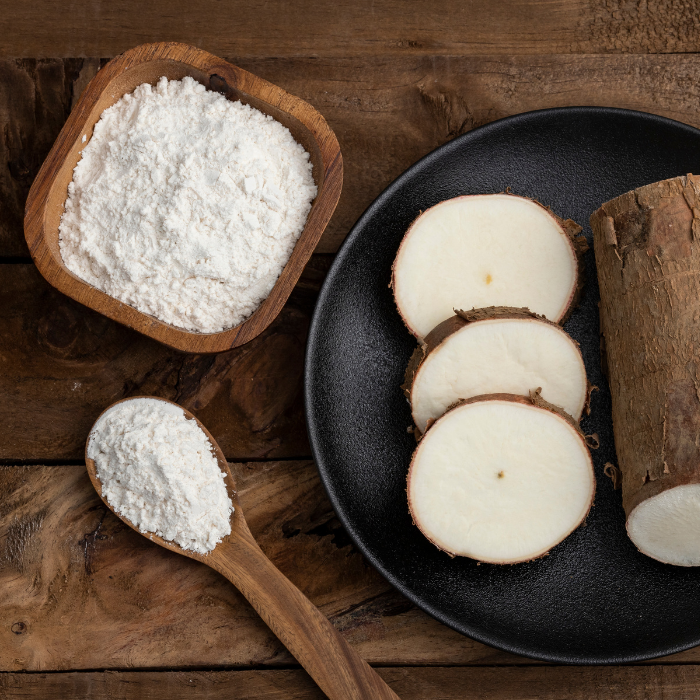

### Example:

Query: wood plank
xmin=1 ymin=0 xmax=699 ymax=59
xmin=0 ymin=461 xmax=519 ymax=671
xmin=0 ymin=59 xmax=81 ymax=257
xmin=3 ymin=666 xmax=700 ymax=699
xmin=6 ymin=54 xmax=700 ymax=256
xmin=0 ymin=262 xmax=331 ymax=461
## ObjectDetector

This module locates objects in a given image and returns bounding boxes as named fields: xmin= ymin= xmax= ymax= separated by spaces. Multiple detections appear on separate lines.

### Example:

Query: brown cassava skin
xmin=402 ymin=307 xmax=591 ymax=438
xmin=406 ymin=391 xmax=595 ymax=562
xmin=591 ymin=174 xmax=700 ymax=518
xmin=391 ymin=193 xmax=588 ymax=338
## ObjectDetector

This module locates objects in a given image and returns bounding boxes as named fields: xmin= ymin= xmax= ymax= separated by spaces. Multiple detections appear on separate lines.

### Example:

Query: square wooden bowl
xmin=24 ymin=42 xmax=342 ymax=353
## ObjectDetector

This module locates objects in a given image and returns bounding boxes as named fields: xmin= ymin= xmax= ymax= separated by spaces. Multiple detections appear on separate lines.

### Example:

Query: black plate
xmin=304 ymin=107 xmax=700 ymax=664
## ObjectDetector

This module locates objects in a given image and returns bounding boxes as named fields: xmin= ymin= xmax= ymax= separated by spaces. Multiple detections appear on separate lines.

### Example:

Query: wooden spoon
xmin=85 ymin=396 xmax=399 ymax=700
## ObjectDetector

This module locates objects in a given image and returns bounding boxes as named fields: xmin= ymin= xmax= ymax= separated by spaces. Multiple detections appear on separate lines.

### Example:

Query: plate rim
xmin=304 ymin=106 xmax=700 ymax=665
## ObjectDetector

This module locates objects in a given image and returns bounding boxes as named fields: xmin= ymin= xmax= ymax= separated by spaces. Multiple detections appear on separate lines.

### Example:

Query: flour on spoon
xmin=88 ymin=398 xmax=233 ymax=554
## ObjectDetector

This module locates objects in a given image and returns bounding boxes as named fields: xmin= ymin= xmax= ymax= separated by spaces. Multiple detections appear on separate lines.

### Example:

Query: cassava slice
xmin=404 ymin=307 xmax=589 ymax=435
xmin=392 ymin=193 xmax=586 ymax=340
xmin=592 ymin=174 xmax=700 ymax=566
xmin=407 ymin=393 xmax=595 ymax=563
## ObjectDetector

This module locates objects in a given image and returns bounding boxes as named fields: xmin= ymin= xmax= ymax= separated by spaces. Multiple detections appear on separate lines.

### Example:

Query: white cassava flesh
xmin=407 ymin=395 xmax=595 ymax=563
xmin=392 ymin=194 xmax=583 ymax=339
xmin=627 ymin=486 xmax=700 ymax=567
xmin=407 ymin=310 xmax=588 ymax=434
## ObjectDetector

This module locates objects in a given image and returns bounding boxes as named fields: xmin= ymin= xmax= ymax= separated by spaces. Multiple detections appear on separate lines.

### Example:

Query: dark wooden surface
xmin=1 ymin=0 xmax=699 ymax=58
xmin=2 ymin=2 xmax=700 ymax=697
xmin=0 ymin=262 xmax=321 ymax=461
xmin=5 ymin=667 xmax=700 ymax=699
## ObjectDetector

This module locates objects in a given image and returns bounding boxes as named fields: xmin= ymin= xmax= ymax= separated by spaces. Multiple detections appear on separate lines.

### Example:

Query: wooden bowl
xmin=24 ymin=42 xmax=342 ymax=353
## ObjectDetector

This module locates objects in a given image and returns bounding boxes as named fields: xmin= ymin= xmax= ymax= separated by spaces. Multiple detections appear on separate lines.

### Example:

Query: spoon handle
xmin=208 ymin=528 xmax=400 ymax=700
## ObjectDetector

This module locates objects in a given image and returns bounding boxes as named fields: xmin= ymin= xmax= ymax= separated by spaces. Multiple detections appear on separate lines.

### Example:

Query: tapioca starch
xmin=59 ymin=76 xmax=317 ymax=333
xmin=88 ymin=398 xmax=233 ymax=554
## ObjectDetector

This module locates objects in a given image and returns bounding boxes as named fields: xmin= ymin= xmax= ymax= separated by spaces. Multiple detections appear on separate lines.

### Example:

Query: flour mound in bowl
xmin=88 ymin=398 xmax=233 ymax=554
xmin=59 ymin=76 xmax=317 ymax=333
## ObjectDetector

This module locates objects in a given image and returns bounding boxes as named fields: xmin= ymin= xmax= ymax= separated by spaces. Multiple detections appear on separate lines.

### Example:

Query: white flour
xmin=59 ymin=76 xmax=317 ymax=333
xmin=88 ymin=398 xmax=233 ymax=554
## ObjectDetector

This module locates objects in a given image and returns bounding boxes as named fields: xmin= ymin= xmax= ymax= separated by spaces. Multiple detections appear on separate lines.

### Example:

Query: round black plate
xmin=304 ymin=107 xmax=700 ymax=664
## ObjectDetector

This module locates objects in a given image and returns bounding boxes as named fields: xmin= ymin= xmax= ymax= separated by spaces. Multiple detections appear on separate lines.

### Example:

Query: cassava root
xmin=592 ymin=173 xmax=700 ymax=566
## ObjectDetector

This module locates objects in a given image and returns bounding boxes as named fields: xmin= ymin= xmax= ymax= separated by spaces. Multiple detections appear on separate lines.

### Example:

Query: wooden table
xmin=2 ymin=3 xmax=700 ymax=697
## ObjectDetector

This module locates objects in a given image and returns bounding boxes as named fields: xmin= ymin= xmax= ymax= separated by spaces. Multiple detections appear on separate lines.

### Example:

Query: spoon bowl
xmin=85 ymin=396 xmax=244 ymax=563
xmin=86 ymin=396 xmax=399 ymax=700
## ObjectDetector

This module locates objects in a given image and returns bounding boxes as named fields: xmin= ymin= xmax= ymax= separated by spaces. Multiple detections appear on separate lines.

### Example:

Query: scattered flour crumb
xmin=59 ymin=76 xmax=317 ymax=333
xmin=88 ymin=398 xmax=233 ymax=554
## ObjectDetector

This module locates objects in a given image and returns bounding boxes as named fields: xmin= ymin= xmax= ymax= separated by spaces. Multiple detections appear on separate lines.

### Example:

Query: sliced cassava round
xmin=392 ymin=193 xmax=587 ymax=340
xmin=407 ymin=392 xmax=595 ymax=563
xmin=591 ymin=174 xmax=700 ymax=566
xmin=404 ymin=307 xmax=589 ymax=435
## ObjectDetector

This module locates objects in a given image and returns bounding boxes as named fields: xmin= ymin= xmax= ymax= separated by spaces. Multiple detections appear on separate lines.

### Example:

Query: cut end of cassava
xmin=627 ymin=485 xmax=700 ymax=566
xmin=407 ymin=395 xmax=595 ymax=564
xmin=406 ymin=309 xmax=588 ymax=434
xmin=392 ymin=193 xmax=585 ymax=340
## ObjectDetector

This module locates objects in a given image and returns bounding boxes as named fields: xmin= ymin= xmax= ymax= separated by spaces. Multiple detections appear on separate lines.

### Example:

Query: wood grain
xmin=24 ymin=43 xmax=342 ymax=353
xmin=0 ymin=59 xmax=83 ymax=257
xmin=1 ymin=0 xmax=700 ymax=58
xmin=0 ymin=262 xmax=332 ymax=461
xmin=4 ymin=665 xmax=700 ymax=699
xmin=0 ymin=460 xmax=516 ymax=672
xmin=6 ymin=53 xmax=700 ymax=257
